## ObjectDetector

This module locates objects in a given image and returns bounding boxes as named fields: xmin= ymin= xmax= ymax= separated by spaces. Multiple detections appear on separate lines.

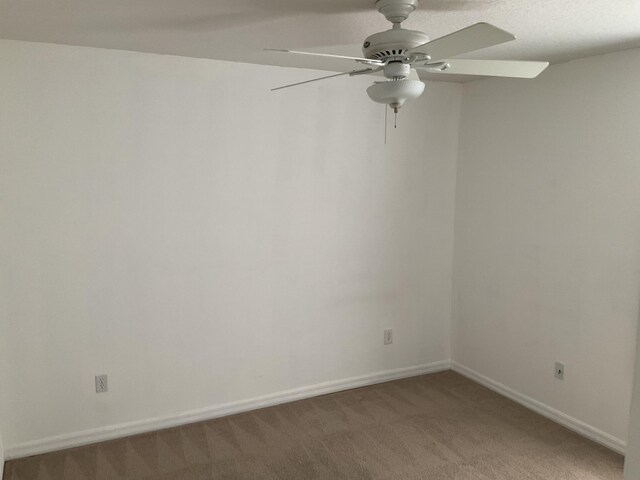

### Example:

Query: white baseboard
xmin=451 ymin=361 xmax=626 ymax=455
xmin=5 ymin=360 xmax=451 ymax=460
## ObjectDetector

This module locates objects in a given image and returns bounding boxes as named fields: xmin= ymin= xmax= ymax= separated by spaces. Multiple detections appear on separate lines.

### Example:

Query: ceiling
xmin=1 ymin=0 xmax=640 ymax=82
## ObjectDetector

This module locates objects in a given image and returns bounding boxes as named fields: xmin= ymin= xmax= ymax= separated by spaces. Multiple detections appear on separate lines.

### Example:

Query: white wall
xmin=0 ymin=427 xmax=4 ymax=480
xmin=452 ymin=48 xmax=640 ymax=447
xmin=625 ymin=326 xmax=640 ymax=478
xmin=0 ymin=40 xmax=461 ymax=452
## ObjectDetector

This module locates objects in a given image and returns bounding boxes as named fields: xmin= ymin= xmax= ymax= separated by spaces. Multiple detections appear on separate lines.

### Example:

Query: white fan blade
xmin=407 ymin=23 xmax=515 ymax=61
xmin=407 ymin=68 xmax=420 ymax=81
xmin=271 ymin=68 xmax=377 ymax=92
xmin=426 ymin=59 xmax=549 ymax=78
xmin=265 ymin=49 xmax=382 ymax=65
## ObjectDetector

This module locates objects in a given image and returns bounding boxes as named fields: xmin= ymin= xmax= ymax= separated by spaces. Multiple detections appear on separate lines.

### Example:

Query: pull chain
xmin=384 ymin=105 xmax=388 ymax=145
xmin=385 ymin=106 xmax=400 ymax=143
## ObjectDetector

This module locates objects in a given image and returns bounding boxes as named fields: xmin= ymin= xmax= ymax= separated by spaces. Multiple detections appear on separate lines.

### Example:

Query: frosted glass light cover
xmin=367 ymin=79 xmax=425 ymax=109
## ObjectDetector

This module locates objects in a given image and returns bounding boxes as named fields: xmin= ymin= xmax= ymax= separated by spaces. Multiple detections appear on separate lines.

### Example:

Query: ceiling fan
xmin=267 ymin=0 xmax=549 ymax=113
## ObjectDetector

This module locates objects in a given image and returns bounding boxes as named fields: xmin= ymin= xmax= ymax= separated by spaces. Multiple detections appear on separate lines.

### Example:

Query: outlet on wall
xmin=95 ymin=374 xmax=108 ymax=393
xmin=554 ymin=362 xmax=565 ymax=381
xmin=384 ymin=329 xmax=393 ymax=345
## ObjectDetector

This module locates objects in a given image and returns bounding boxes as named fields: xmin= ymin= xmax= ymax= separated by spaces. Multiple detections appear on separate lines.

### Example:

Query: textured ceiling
xmin=1 ymin=0 xmax=640 ymax=82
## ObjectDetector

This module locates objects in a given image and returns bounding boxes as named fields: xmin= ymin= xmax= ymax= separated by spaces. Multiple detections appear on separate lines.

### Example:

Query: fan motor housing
xmin=362 ymin=28 xmax=430 ymax=61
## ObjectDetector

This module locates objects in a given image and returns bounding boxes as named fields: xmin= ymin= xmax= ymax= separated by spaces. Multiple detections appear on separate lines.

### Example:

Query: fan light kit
xmin=268 ymin=0 xmax=549 ymax=120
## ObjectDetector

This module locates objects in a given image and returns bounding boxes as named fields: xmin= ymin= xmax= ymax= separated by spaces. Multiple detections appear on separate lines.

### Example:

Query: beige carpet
xmin=4 ymin=371 xmax=624 ymax=479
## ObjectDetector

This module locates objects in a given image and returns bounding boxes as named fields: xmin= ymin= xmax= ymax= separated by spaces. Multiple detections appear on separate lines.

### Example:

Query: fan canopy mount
xmin=376 ymin=0 xmax=420 ymax=24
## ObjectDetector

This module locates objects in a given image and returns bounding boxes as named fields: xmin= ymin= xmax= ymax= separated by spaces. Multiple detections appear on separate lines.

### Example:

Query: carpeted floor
xmin=4 ymin=371 xmax=624 ymax=479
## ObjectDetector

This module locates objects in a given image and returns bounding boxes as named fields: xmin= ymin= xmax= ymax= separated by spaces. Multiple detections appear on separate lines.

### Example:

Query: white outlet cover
xmin=384 ymin=329 xmax=393 ymax=345
xmin=95 ymin=374 xmax=108 ymax=393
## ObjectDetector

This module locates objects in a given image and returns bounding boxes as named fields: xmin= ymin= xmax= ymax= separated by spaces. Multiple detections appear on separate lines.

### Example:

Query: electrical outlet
xmin=554 ymin=362 xmax=565 ymax=381
xmin=95 ymin=374 xmax=108 ymax=393
xmin=384 ymin=329 xmax=393 ymax=345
